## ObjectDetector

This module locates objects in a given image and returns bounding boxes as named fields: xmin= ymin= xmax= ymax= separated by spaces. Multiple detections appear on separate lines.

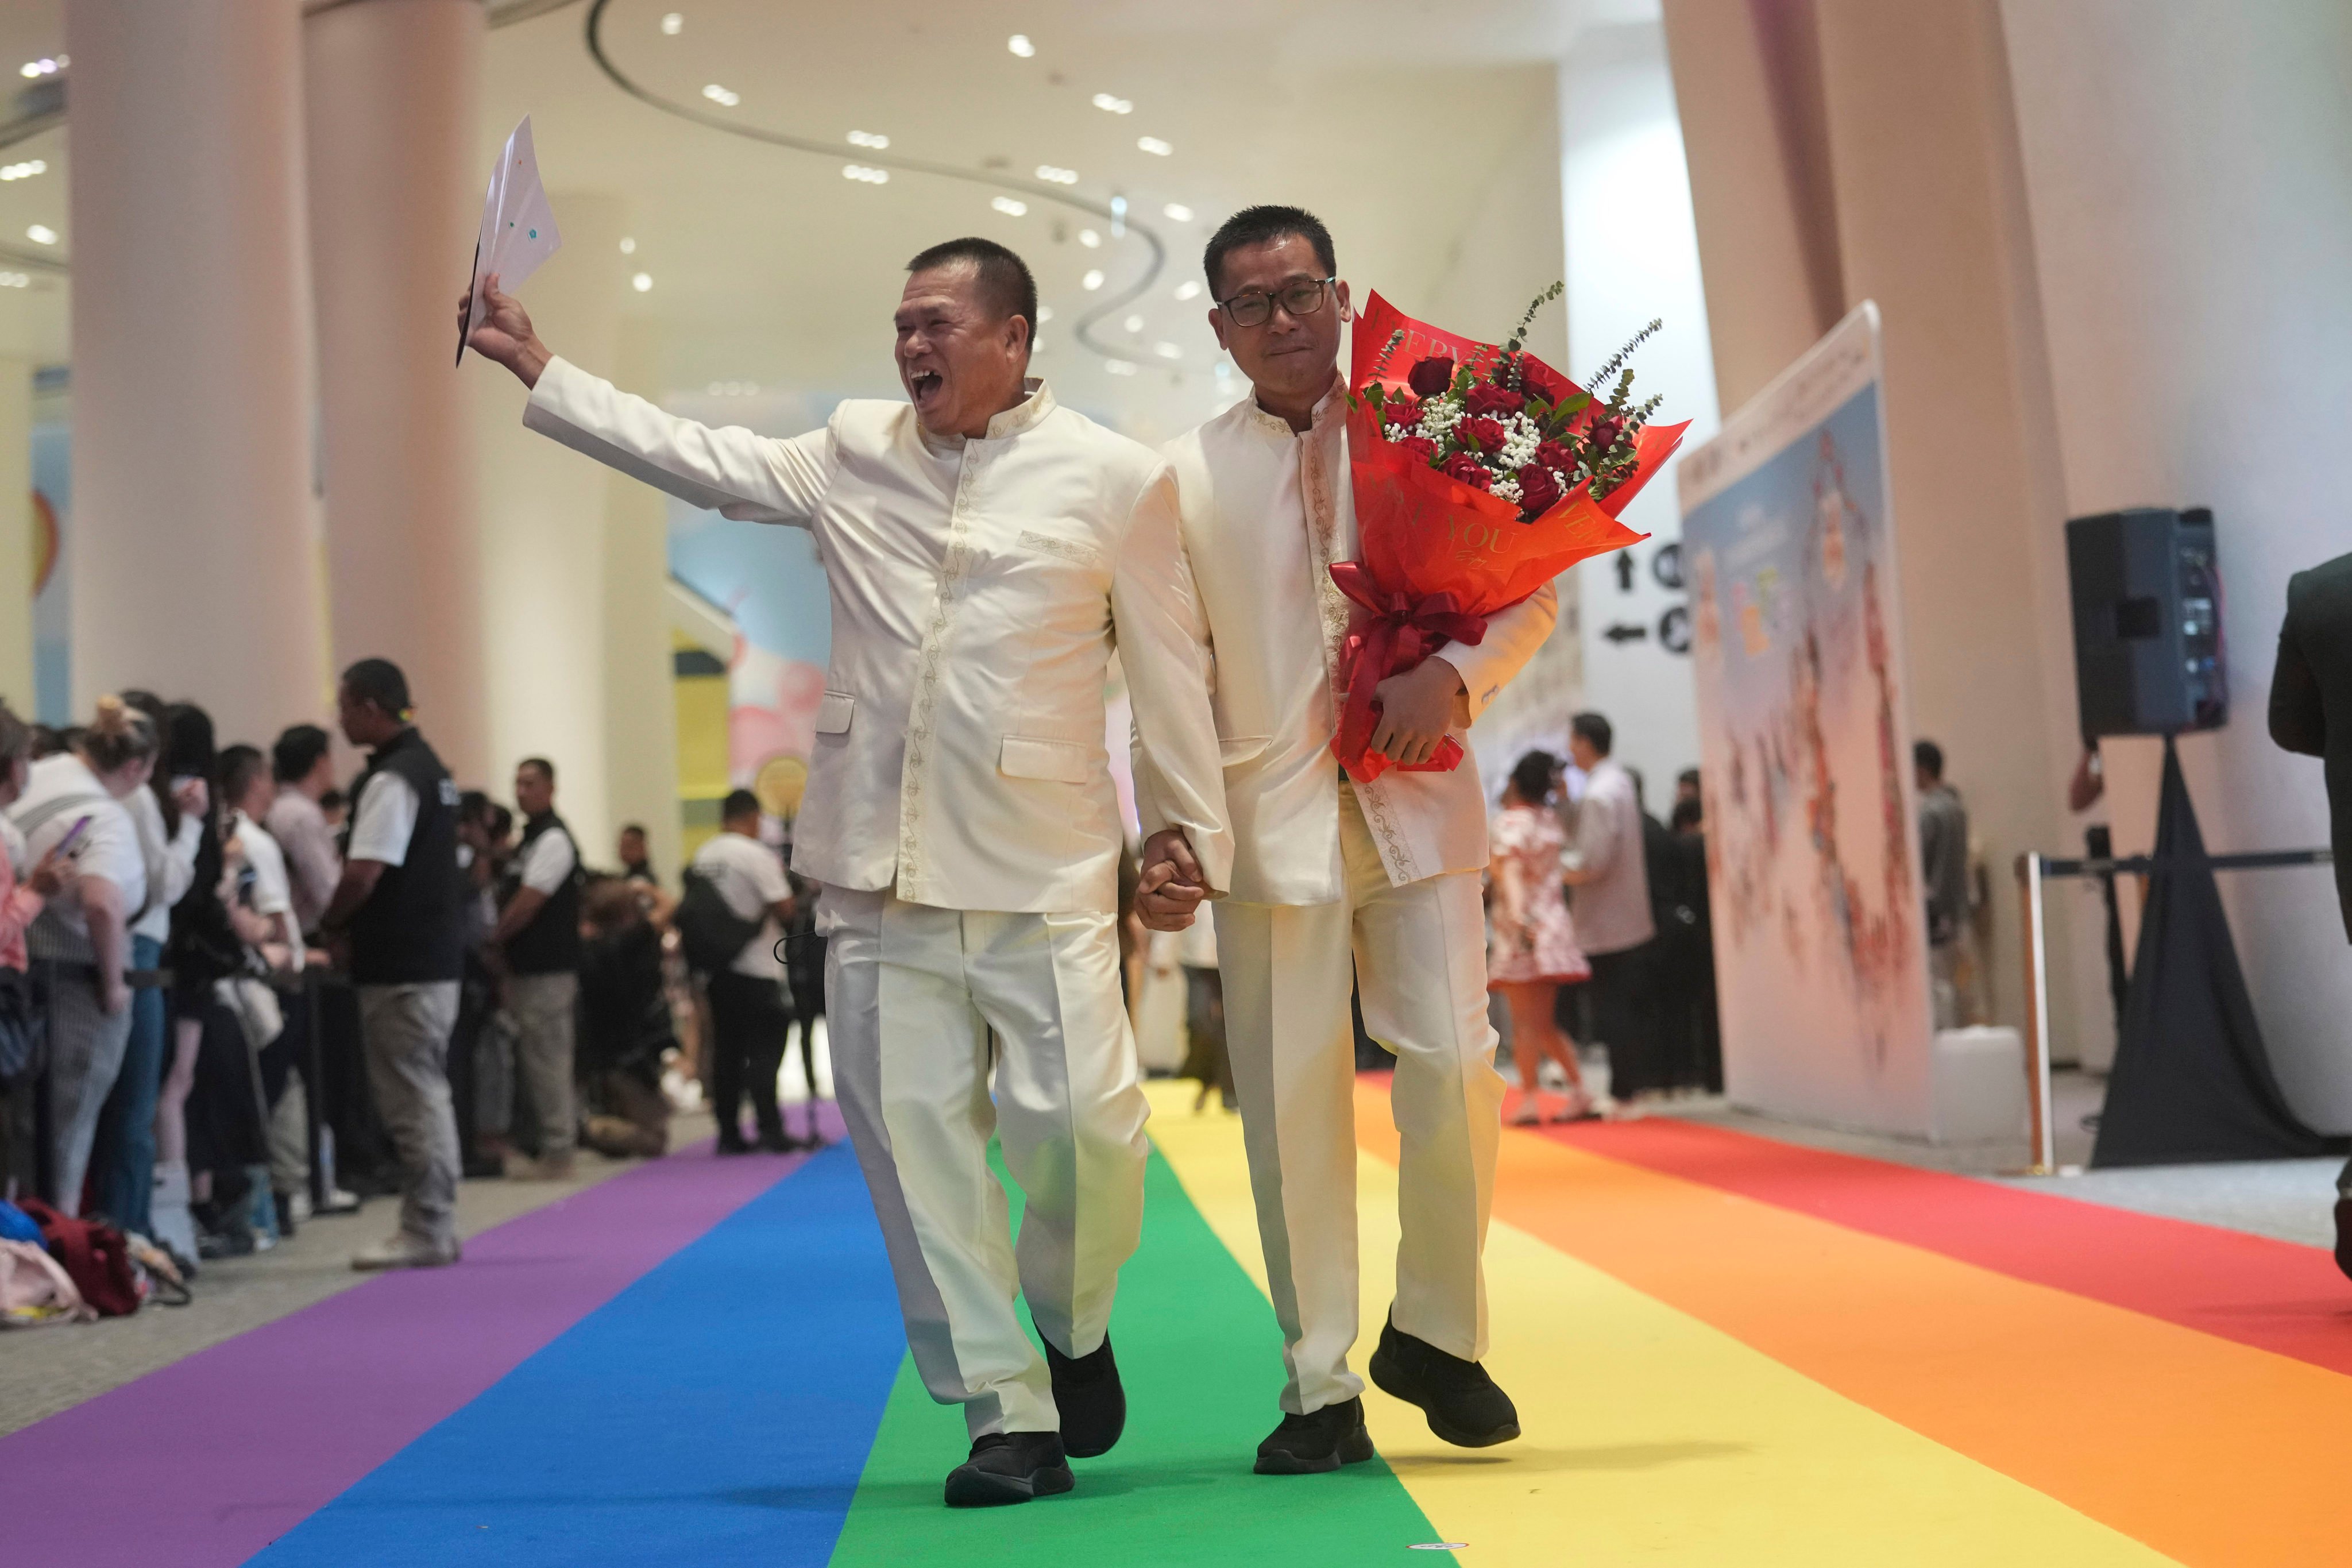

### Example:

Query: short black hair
xmin=342 ymin=658 xmax=411 ymax=719
xmin=1671 ymin=798 xmax=1704 ymax=832
xmin=619 ymin=822 xmax=647 ymax=839
xmin=1677 ymin=767 xmax=1701 ymax=792
xmin=1570 ymin=712 xmax=1613 ymax=756
xmin=721 ymin=787 xmax=762 ymax=823
xmin=218 ymin=743 xmax=268 ymax=808
xmin=273 ymin=723 xmax=331 ymax=785
xmin=1203 ymin=204 xmax=1337 ymax=299
xmin=1914 ymin=739 xmax=1944 ymax=779
xmin=518 ymin=756 xmax=555 ymax=785
xmin=905 ymin=237 xmax=1037 ymax=342
xmin=1509 ymin=750 xmax=1557 ymax=806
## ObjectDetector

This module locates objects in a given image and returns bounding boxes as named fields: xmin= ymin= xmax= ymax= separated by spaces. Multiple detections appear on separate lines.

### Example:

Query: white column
xmin=1559 ymin=23 xmax=1721 ymax=802
xmin=63 ymin=0 xmax=327 ymax=741
xmin=472 ymin=192 xmax=628 ymax=846
xmin=305 ymin=0 xmax=488 ymax=779
xmin=2000 ymin=0 xmax=2352 ymax=1126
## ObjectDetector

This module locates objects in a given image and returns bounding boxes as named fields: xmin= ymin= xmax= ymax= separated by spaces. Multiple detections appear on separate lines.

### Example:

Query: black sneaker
xmin=1254 ymin=1396 xmax=1376 ymax=1475
xmin=2334 ymin=1196 xmax=2352 ymax=1284
xmin=1042 ymin=1334 xmax=1126 ymax=1458
xmin=1368 ymin=1314 xmax=1520 ymax=1447
xmin=944 ymin=1431 xmax=1075 ymax=1507
xmin=756 ymin=1130 xmax=801 ymax=1154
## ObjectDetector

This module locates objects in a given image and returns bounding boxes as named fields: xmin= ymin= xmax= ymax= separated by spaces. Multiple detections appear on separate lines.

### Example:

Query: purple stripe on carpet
xmin=1 ymin=1103 xmax=847 ymax=1568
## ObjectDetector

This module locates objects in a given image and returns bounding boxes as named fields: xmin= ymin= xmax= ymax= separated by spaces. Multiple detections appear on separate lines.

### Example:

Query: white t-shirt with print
xmin=9 ymin=754 xmax=144 ymax=940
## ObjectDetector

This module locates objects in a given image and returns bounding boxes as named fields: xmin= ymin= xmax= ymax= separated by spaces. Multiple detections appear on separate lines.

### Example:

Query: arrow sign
xmin=1615 ymin=553 xmax=1637 ymax=593
xmin=1603 ymin=622 xmax=1649 ymax=644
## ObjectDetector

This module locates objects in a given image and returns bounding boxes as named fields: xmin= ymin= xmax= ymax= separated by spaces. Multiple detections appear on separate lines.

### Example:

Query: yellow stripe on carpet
xmin=1145 ymin=1082 xmax=2177 ymax=1568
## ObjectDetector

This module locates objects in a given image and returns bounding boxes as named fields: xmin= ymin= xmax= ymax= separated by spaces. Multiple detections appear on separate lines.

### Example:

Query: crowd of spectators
xmin=1488 ymin=710 xmax=1721 ymax=1119
xmin=1 ymin=655 xmax=815 ymax=1321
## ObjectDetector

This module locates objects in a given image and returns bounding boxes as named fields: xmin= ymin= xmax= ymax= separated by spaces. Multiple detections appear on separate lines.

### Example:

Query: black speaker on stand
xmin=2064 ymin=508 xmax=2329 ymax=1165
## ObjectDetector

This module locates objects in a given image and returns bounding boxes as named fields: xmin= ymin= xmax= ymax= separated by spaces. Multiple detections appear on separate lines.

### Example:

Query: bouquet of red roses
xmin=1333 ymin=287 xmax=1689 ymax=781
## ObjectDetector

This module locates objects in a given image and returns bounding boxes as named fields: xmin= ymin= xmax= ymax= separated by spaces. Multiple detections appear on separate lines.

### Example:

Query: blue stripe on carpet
xmin=247 ymin=1143 xmax=906 ymax=1566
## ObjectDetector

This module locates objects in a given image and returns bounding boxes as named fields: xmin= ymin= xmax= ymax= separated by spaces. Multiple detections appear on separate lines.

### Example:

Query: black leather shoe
xmin=2335 ymin=1197 xmax=2352 ymax=1283
xmin=1043 ymin=1334 xmax=1126 ymax=1458
xmin=1369 ymin=1314 xmax=1520 ymax=1447
xmin=944 ymin=1431 xmax=1075 ymax=1507
xmin=1254 ymin=1396 xmax=1376 ymax=1474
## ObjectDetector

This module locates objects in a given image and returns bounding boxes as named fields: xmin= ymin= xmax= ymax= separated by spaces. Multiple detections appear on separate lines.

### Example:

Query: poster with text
xmin=1677 ymin=303 xmax=1933 ymax=1135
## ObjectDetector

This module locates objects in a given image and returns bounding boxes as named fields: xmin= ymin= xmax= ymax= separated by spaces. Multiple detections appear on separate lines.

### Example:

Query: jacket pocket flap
xmin=1219 ymin=734 xmax=1273 ymax=767
xmin=999 ymin=736 xmax=1092 ymax=785
xmin=816 ymin=692 xmax=855 ymax=735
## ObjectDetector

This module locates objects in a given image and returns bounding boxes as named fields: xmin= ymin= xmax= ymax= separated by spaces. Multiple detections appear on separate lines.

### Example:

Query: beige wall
xmin=471 ymin=191 xmax=628 ymax=849
xmin=1664 ymin=0 xmax=2085 ymax=1049
xmin=1999 ymin=0 xmax=2352 ymax=1126
xmin=0 ymin=357 xmax=31 ymax=710
xmin=602 ymin=318 xmax=682 ymax=885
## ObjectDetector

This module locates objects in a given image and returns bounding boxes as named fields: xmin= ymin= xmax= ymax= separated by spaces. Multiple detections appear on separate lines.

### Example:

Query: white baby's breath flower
xmin=1491 ymin=477 xmax=1523 ymax=503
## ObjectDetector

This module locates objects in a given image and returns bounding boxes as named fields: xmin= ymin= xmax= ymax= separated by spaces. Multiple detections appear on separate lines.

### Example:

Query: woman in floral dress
xmin=1489 ymin=751 xmax=1594 ymax=1123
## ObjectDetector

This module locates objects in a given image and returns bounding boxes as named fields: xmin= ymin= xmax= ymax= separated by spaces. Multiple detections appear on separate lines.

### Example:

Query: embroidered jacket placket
xmin=897 ymin=441 xmax=983 ymax=900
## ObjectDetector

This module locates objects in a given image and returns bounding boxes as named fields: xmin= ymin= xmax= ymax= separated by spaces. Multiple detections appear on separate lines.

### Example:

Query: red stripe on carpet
xmin=1538 ymin=1114 xmax=2352 ymax=1376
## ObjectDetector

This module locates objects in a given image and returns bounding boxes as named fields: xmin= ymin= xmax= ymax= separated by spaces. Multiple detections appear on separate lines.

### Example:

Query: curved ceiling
xmin=0 ymin=0 xmax=1650 ymax=436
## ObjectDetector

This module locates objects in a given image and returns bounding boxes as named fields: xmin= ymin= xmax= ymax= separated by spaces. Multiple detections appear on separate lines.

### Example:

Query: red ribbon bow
xmin=1327 ymin=561 xmax=1490 ymax=782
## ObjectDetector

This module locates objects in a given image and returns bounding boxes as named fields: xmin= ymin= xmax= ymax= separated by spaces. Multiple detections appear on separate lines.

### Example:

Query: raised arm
xmin=1115 ymin=467 xmax=1234 ymax=900
xmin=465 ymin=275 xmax=834 ymax=526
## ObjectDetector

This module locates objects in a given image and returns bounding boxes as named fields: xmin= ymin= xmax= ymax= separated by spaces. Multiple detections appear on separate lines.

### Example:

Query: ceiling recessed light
xmin=0 ymin=272 xmax=27 ymax=289
xmin=0 ymin=159 xmax=45 ymax=181
xmin=1037 ymin=305 xmax=1055 ymax=323
xmin=1078 ymin=228 xmax=1101 ymax=249
xmin=1035 ymin=164 xmax=1079 ymax=185
xmin=1173 ymin=280 xmax=1202 ymax=302
xmin=24 ymin=224 xmax=56 ymax=245
xmin=1162 ymin=203 xmax=1193 ymax=222
xmin=701 ymin=83 xmax=740 ymax=107
xmin=618 ymin=236 xmax=636 ymax=254
xmin=1082 ymin=269 xmax=1104 ymax=291
xmin=843 ymin=164 xmax=889 ymax=184
xmin=1091 ymin=93 xmax=1133 ymax=115
xmin=1137 ymin=136 xmax=1172 ymax=157
xmin=1122 ymin=314 xmax=1144 ymax=333
xmin=992 ymin=196 xmax=1029 ymax=217
xmin=1105 ymin=359 xmax=1138 ymax=376
xmin=660 ymin=11 xmax=683 ymax=34
xmin=848 ymin=129 xmax=890 ymax=149
xmin=18 ymin=58 xmax=61 ymax=80
xmin=1007 ymin=34 xmax=1036 ymax=58
xmin=1154 ymin=342 xmax=1183 ymax=360
xmin=632 ymin=272 xmax=654 ymax=291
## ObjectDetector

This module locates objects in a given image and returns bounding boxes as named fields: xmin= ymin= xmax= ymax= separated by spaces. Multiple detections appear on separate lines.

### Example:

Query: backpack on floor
xmin=15 ymin=1197 xmax=142 ymax=1317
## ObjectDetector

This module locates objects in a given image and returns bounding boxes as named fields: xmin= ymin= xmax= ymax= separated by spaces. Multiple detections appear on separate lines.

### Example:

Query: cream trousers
xmin=1215 ymin=785 xmax=1505 ymax=1415
xmin=820 ymin=886 xmax=1147 ymax=1438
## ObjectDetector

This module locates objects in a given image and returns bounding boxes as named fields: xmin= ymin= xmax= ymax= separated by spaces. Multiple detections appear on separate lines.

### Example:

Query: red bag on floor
xmin=16 ymin=1196 xmax=142 ymax=1317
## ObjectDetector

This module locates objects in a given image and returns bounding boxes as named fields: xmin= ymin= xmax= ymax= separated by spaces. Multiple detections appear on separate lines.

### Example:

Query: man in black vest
xmin=320 ymin=658 xmax=468 ymax=1270
xmin=2268 ymin=549 xmax=2352 ymax=1280
xmin=486 ymin=756 xmax=582 ymax=1180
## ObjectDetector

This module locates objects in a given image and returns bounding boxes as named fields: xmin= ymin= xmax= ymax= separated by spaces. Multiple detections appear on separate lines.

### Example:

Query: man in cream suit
xmin=467 ymin=238 xmax=1228 ymax=1507
xmin=1149 ymin=207 xmax=1552 ymax=1473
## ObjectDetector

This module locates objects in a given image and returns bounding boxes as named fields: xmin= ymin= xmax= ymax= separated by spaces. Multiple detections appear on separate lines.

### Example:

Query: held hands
xmin=1369 ymin=655 xmax=1472 ymax=767
xmin=459 ymin=272 xmax=552 ymax=387
xmin=1136 ymin=828 xmax=1209 ymax=932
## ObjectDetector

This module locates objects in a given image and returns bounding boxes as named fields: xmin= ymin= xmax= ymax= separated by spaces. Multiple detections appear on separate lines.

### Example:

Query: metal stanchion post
xmin=2016 ymin=851 xmax=2056 ymax=1176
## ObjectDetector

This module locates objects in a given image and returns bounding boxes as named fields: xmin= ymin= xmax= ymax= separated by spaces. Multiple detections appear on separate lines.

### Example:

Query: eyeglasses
xmin=1216 ymin=276 xmax=1337 ymax=329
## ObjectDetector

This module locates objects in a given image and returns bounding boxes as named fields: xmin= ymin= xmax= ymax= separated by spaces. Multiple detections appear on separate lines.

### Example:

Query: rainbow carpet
xmin=9 ymin=1079 xmax=2350 ymax=1565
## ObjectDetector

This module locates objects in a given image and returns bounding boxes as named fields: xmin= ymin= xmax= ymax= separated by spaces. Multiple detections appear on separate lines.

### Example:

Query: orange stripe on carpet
xmin=1353 ymin=1076 xmax=2352 ymax=1567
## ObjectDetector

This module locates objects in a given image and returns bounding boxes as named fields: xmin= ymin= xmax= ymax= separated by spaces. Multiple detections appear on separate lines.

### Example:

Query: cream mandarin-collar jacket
xmin=1158 ymin=381 xmax=1558 ymax=905
xmin=525 ymin=357 xmax=1230 ymax=914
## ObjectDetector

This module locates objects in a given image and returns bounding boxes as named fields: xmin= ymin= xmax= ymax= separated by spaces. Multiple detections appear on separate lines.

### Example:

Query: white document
xmin=458 ymin=115 xmax=563 ymax=364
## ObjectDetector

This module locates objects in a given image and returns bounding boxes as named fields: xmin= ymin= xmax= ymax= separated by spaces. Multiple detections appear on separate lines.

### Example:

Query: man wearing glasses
xmin=1146 ymin=206 xmax=1554 ymax=1473
xmin=466 ymin=237 xmax=1229 ymax=1507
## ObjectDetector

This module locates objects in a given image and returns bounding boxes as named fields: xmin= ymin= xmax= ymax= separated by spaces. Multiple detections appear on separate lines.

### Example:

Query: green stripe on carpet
xmin=828 ymin=1144 xmax=1438 ymax=1563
